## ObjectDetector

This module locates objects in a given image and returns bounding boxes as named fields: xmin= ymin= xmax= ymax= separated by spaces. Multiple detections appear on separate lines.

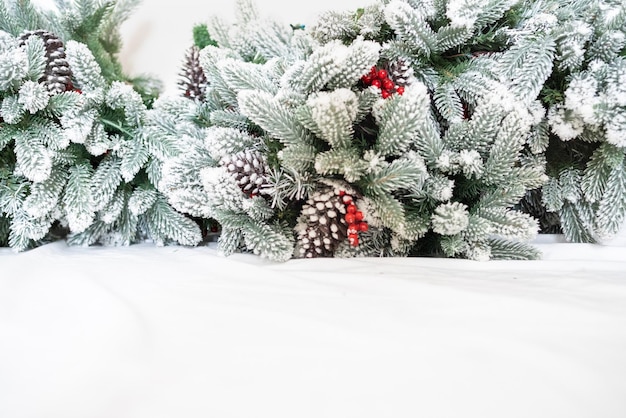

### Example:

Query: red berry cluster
xmin=360 ymin=66 xmax=405 ymax=99
xmin=339 ymin=190 xmax=368 ymax=247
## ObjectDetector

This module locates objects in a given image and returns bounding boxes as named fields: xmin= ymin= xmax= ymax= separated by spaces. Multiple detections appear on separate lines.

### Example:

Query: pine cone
xmin=221 ymin=150 xmax=270 ymax=196
xmin=178 ymin=46 xmax=207 ymax=101
xmin=295 ymin=187 xmax=349 ymax=258
xmin=387 ymin=59 xmax=414 ymax=87
xmin=19 ymin=30 xmax=73 ymax=94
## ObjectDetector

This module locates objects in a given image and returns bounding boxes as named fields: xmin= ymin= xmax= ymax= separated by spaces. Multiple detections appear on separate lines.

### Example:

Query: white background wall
xmin=33 ymin=0 xmax=365 ymax=94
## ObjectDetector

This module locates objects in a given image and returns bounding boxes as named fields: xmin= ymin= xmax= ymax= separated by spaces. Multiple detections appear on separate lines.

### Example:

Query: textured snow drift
xmin=1 ymin=241 xmax=625 ymax=418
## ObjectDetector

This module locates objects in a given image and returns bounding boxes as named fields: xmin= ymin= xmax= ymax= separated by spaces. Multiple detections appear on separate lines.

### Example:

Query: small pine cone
xmin=19 ymin=30 xmax=73 ymax=94
xmin=221 ymin=150 xmax=270 ymax=196
xmin=296 ymin=187 xmax=348 ymax=258
xmin=178 ymin=46 xmax=207 ymax=101
xmin=387 ymin=58 xmax=414 ymax=87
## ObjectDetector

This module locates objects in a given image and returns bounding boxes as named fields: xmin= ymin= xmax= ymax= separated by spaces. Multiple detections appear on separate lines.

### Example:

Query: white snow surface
xmin=1 ymin=239 xmax=625 ymax=418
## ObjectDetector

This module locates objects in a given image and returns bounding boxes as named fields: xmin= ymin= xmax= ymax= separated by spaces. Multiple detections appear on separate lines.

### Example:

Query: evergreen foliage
xmin=527 ymin=0 xmax=626 ymax=241
xmin=151 ymin=0 xmax=549 ymax=261
xmin=3 ymin=0 xmax=625 ymax=260
xmin=0 ymin=0 xmax=199 ymax=250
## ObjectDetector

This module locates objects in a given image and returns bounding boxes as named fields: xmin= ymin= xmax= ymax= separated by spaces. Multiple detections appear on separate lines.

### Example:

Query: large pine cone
xmin=19 ymin=30 xmax=73 ymax=94
xmin=178 ymin=46 xmax=207 ymax=101
xmin=221 ymin=150 xmax=270 ymax=197
xmin=295 ymin=187 xmax=349 ymax=258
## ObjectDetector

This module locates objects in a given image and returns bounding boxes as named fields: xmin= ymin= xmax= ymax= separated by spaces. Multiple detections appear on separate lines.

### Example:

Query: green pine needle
xmin=193 ymin=24 xmax=218 ymax=49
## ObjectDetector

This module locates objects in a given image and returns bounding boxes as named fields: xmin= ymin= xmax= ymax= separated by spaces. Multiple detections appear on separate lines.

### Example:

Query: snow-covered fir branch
xmin=0 ymin=1 xmax=199 ymax=250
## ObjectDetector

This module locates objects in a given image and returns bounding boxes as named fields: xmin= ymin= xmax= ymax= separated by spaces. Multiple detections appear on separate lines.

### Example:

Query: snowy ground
xmin=1 ymin=240 xmax=625 ymax=418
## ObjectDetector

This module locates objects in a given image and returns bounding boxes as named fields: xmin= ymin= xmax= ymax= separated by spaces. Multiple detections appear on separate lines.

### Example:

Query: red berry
xmin=396 ymin=86 xmax=405 ymax=95
xmin=381 ymin=90 xmax=390 ymax=99
xmin=371 ymin=79 xmax=382 ymax=88
xmin=345 ymin=213 xmax=356 ymax=224
xmin=355 ymin=211 xmax=364 ymax=221
xmin=339 ymin=190 xmax=346 ymax=197
xmin=377 ymin=69 xmax=388 ymax=79
xmin=347 ymin=224 xmax=359 ymax=235
xmin=347 ymin=204 xmax=357 ymax=214
xmin=383 ymin=79 xmax=394 ymax=90
xmin=359 ymin=222 xmax=369 ymax=232
xmin=369 ymin=66 xmax=377 ymax=76
xmin=348 ymin=234 xmax=359 ymax=246
xmin=361 ymin=75 xmax=372 ymax=85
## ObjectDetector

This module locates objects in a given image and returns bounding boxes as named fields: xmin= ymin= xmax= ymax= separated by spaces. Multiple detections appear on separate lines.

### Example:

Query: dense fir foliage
xmin=527 ymin=0 xmax=626 ymax=242
xmin=0 ymin=0 xmax=200 ymax=250
xmin=2 ymin=0 xmax=625 ymax=260
xmin=151 ymin=0 xmax=550 ymax=261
